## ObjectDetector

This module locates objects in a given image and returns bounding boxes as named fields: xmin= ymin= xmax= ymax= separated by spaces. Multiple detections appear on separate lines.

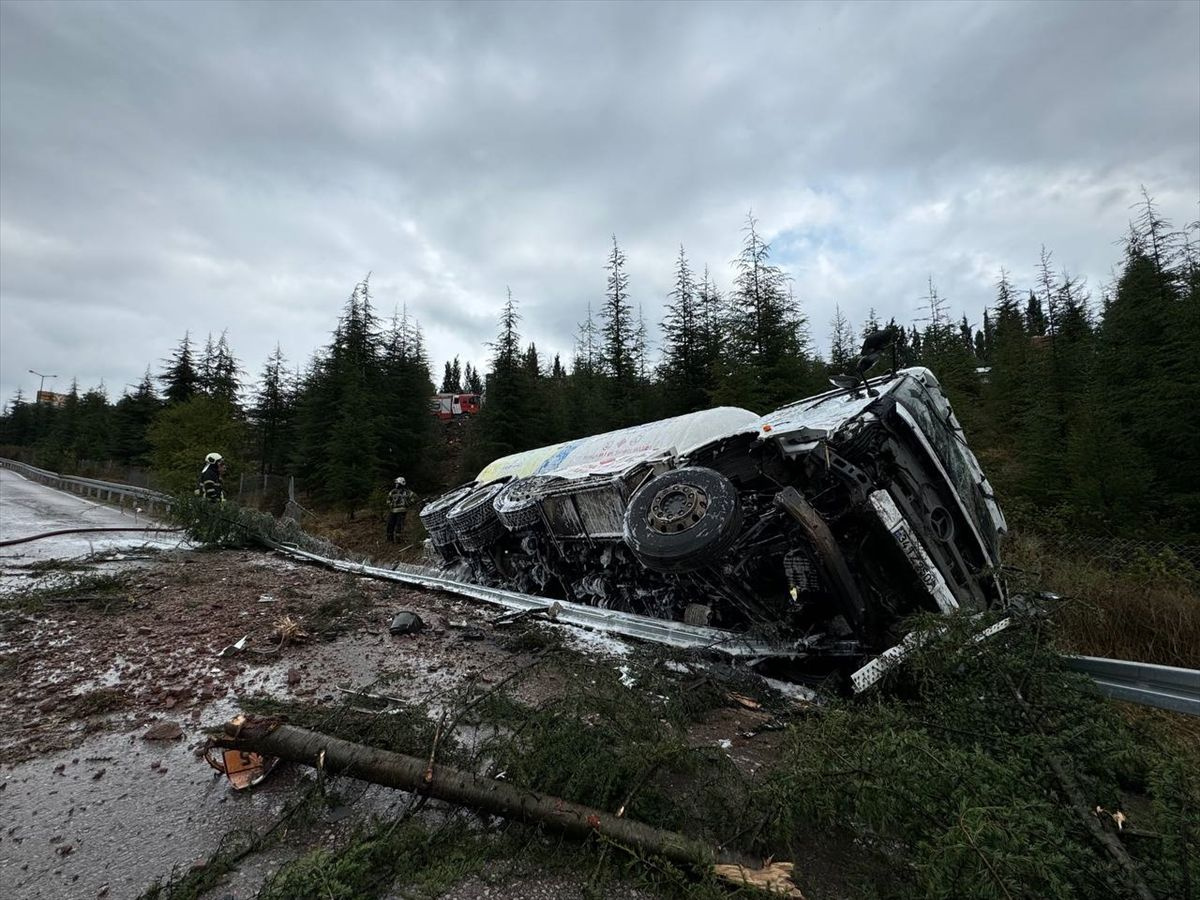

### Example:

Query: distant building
xmin=35 ymin=390 xmax=69 ymax=407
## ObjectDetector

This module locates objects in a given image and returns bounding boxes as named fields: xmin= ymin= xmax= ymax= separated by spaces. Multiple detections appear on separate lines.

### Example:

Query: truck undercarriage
xmin=420 ymin=367 xmax=1007 ymax=685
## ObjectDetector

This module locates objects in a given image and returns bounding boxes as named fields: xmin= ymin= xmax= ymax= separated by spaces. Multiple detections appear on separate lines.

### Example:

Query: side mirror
xmin=855 ymin=351 xmax=881 ymax=376
xmin=829 ymin=374 xmax=860 ymax=391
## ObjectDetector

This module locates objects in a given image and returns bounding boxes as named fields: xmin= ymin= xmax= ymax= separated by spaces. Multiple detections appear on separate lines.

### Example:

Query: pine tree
xmin=160 ymin=333 xmax=200 ymax=405
xmin=198 ymin=333 xmax=217 ymax=395
xmin=982 ymin=269 xmax=1031 ymax=490
xmin=252 ymin=345 xmax=292 ymax=477
xmin=463 ymin=362 xmax=483 ymax=395
xmin=112 ymin=368 xmax=160 ymax=465
xmin=209 ymin=332 xmax=242 ymax=406
xmin=828 ymin=304 xmax=856 ymax=373
xmin=918 ymin=279 xmax=981 ymax=433
xmin=293 ymin=277 xmax=385 ymax=516
xmin=76 ymin=383 xmax=113 ymax=462
xmin=440 ymin=356 xmax=464 ymax=393
xmin=569 ymin=303 xmax=607 ymax=438
xmin=471 ymin=289 xmax=536 ymax=467
xmin=1035 ymin=246 xmax=1060 ymax=344
xmin=0 ymin=389 xmax=33 ymax=446
xmin=44 ymin=379 xmax=82 ymax=470
xmin=378 ymin=307 xmax=437 ymax=490
xmin=720 ymin=212 xmax=815 ymax=409
xmin=659 ymin=245 xmax=708 ymax=415
xmin=860 ymin=307 xmax=881 ymax=342
xmin=1024 ymin=291 xmax=1047 ymax=337
xmin=599 ymin=235 xmax=638 ymax=424
xmin=1097 ymin=198 xmax=1199 ymax=531
xmin=959 ymin=315 xmax=974 ymax=355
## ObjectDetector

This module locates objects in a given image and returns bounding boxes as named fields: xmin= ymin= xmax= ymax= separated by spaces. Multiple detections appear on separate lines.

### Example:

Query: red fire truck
xmin=430 ymin=392 xmax=482 ymax=421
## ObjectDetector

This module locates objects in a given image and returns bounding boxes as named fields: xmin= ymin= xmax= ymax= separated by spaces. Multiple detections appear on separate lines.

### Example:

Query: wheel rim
xmin=647 ymin=483 xmax=709 ymax=534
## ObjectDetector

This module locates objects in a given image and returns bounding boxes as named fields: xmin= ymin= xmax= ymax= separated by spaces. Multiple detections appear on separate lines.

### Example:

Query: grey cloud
xmin=2 ymin=0 xmax=1197 ymax=406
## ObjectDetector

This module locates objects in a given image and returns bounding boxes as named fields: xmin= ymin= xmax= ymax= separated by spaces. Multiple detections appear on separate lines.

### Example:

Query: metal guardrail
xmin=0 ymin=457 xmax=173 ymax=516
xmin=270 ymin=544 xmax=1200 ymax=715
xmin=266 ymin=540 xmax=799 ymax=658
xmin=1064 ymin=655 xmax=1200 ymax=717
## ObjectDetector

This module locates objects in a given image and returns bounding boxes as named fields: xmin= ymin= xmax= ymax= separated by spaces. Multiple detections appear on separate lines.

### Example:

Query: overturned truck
xmin=420 ymin=366 xmax=1007 ymax=683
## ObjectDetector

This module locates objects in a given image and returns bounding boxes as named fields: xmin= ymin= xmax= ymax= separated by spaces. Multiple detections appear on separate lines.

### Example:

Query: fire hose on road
xmin=0 ymin=526 xmax=184 ymax=548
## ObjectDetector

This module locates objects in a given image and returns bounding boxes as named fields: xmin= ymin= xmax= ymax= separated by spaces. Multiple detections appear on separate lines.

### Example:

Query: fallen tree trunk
xmin=213 ymin=716 xmax=803 ymax=898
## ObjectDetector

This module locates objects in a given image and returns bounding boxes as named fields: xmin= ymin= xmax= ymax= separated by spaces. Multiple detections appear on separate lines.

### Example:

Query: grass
xmin=1006 ymin=530 xmax=1200 ymax=668
xmin=0 ymin=572 xmax=132 ymax=614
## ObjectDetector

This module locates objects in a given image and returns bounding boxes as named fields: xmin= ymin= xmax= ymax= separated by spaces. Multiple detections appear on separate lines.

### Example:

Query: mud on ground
xmin=0 ymin=547 xmax=805 ymax=900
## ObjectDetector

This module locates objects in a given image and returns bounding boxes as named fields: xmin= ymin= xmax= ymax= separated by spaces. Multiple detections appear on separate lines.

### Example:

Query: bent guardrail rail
xmin=0 ymin=457 xmax=173 ymax=516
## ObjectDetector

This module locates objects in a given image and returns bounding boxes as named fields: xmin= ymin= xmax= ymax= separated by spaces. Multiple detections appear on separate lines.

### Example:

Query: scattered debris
xmin=491 ymin=601 xmax=562 ymax=628
xmin=1095 ymin=806 xmax=1129 ymax=831
xmin=216 ymin=635 xmax=248 ymax=658
xmin=204 ymin=745 xmax=280 ymax=790
xmin=271 ymin=615 xmax=307 ymax=646
xmin=389 ymin=611 xmax=425 ymax=635
xmin=257 ymin=594 xmax=277 ymax=603
xmin=728 ymin=692 xmax=762 ymax=710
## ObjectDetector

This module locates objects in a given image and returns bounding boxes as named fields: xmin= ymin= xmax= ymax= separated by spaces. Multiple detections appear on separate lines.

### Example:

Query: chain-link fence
xmin=1047 ymin=533 xmax=1198 ymax=568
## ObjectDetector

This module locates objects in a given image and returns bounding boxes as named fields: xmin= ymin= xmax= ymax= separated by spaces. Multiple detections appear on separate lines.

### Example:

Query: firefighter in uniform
xmin=198 ymin=452 xmax=226 ymax=502
xmin=386 ymin=477 xmax=415 ymax=542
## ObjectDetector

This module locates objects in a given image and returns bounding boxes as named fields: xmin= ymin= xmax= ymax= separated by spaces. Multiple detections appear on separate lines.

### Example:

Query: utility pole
xmin=28 ymin=369 xmax=58 ymax=399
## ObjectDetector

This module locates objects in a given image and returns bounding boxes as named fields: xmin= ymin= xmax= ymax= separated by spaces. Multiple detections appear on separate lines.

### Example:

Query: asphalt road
xmin=0 ymin=468 xmax=185 ymax=569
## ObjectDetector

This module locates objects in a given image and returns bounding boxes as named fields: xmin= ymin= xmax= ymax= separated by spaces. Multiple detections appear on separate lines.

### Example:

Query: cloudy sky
xmin=1 ymin=0 xmax=1197 ymax=405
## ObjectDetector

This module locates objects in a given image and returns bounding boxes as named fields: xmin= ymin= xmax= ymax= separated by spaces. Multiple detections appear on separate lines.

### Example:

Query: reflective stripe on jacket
xmin=199 ymin=463 xmax=223 ymax=501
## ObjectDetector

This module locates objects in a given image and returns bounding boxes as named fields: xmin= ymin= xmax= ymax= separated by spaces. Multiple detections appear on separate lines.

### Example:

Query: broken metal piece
xmin=216 ymin=635 xmax=248 ymax=658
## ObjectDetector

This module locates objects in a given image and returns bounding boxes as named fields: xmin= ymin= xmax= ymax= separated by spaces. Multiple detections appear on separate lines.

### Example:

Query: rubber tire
xmin=447 ymin=478 xmax=510 ymax=546
xmin=623 ymin=467 xmax=743 ymax=574
xmin=494 ymin=477 xmax=545 ymax=531
xmin=420 ymin=482 xmax=477 ymax=532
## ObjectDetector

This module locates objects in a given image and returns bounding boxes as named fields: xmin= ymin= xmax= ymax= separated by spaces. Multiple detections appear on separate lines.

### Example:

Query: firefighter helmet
xmin=395 ymin=476 xmax=406 ymax=486
xmin=205 ymin=452 xmax=223 ymax=464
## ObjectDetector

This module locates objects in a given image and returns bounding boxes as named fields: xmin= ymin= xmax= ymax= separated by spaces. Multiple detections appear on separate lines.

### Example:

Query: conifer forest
xmin=4 ymin=195 xmax=1196 ymax=541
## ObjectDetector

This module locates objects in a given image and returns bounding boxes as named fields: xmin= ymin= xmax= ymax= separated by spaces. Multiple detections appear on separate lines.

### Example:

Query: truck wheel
xmin=420 ymin=482 xmax=477 ymax=532
xmin=623 ymin=467 xmax=742 ymax=573
xmin=494 ymin=477 xmax=548 ymax=531
xmin=447 ymin=478 xmax=510 ymax=550
xmin=420 ymin=483 xmax=478 ymax=554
